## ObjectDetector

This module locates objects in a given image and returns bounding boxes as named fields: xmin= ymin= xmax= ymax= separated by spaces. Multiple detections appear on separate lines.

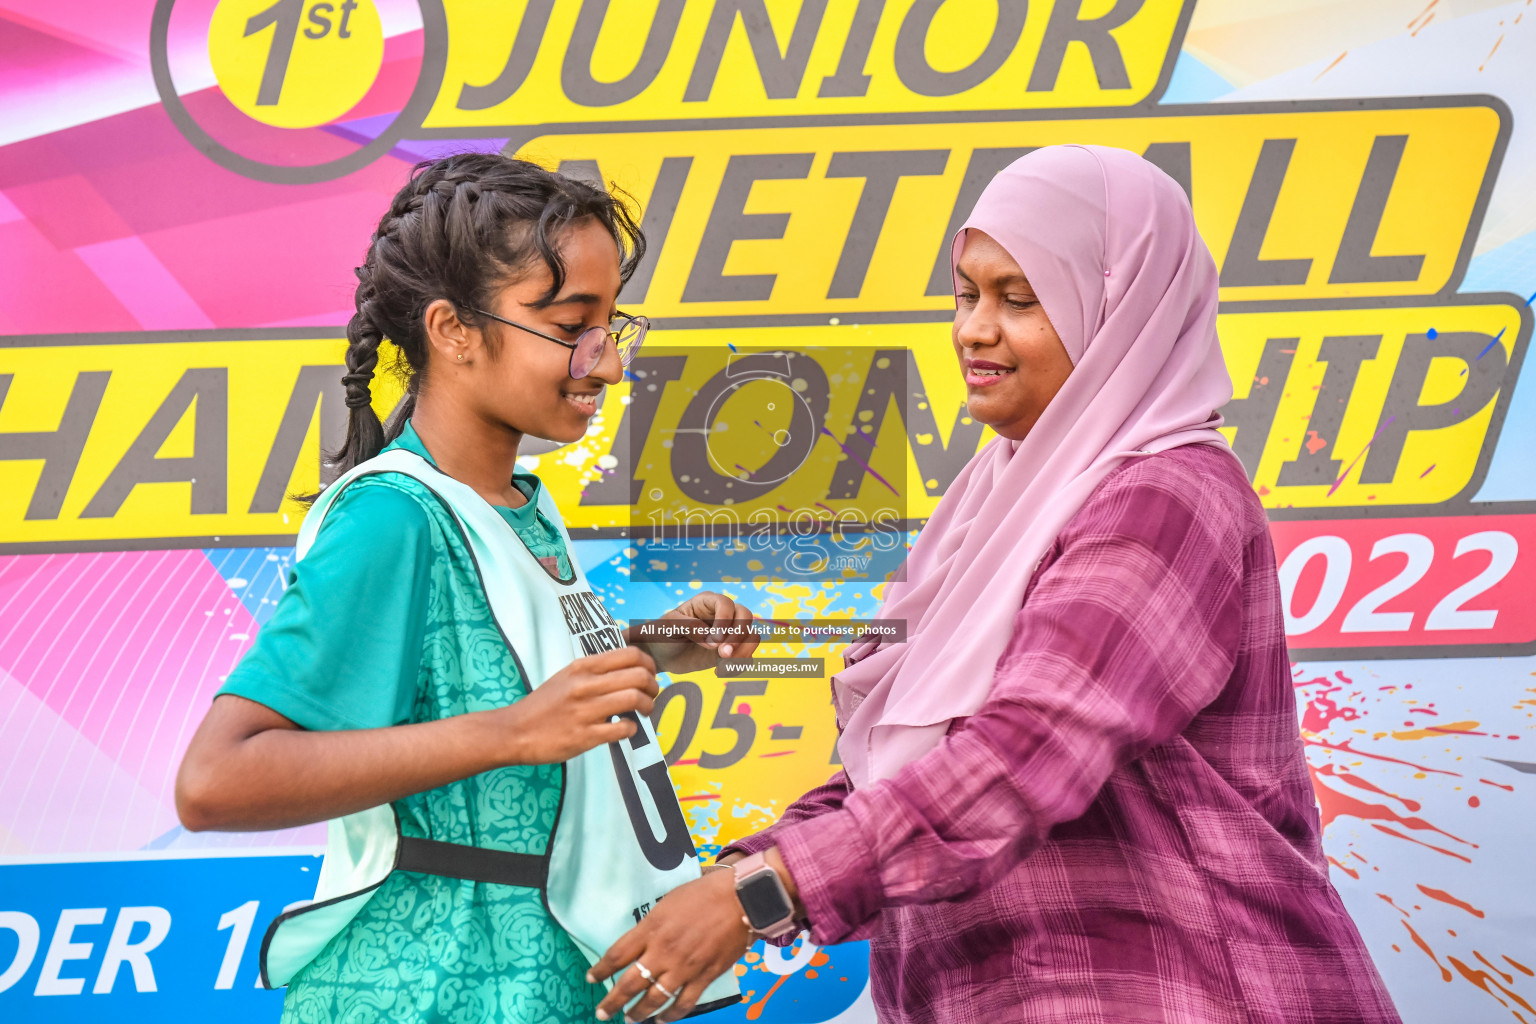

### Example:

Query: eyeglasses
xmin=467 ymin=306 xmax=649 ymax=380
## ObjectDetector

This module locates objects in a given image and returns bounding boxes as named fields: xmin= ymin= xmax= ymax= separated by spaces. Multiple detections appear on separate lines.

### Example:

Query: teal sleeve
xmin=218 ymin=478 xmax=433 ymax=732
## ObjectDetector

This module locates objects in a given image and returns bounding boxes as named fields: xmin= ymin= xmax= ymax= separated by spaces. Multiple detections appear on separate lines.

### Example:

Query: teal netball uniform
xmin=220 ymin=423 xmax=601 ymax=1024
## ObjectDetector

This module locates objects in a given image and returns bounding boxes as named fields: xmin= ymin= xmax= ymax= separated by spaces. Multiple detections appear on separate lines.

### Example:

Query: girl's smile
xmin=560 ymin=387 xmax=601 ymax=416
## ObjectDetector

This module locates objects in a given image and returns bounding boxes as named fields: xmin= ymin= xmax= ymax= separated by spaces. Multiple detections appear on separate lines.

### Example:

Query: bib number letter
xmin=608 ymin=712 xmax=695 ymax=871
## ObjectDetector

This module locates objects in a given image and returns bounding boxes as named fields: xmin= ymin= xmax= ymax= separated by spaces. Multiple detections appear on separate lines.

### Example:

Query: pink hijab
xmin=834 ymin=145 xmax=1237 ymax=786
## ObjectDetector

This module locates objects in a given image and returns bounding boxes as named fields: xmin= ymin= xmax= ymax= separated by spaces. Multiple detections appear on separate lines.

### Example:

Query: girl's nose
xmin=587 ymin=330 xmax=625 ymax=384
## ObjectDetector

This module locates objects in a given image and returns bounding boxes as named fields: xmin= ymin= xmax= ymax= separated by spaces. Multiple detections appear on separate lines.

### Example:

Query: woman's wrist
xmin=712 ymin=849 xmax=800 ymax=914
xmin=762 ymin=846 xmax=807 ymax=919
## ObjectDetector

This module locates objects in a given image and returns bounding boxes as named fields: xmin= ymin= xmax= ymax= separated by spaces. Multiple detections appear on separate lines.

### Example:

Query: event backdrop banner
xmin=2 ymin=2 xmax=1535 ymax=1022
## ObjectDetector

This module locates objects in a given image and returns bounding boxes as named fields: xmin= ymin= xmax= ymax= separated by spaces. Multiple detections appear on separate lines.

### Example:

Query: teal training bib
xmin=259 ymin=448 xmax=739 ymax=1018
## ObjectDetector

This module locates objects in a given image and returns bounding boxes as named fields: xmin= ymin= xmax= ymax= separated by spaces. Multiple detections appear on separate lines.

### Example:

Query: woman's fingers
xmin=656 ymin=975 xmax=710 ymax=1024
xmin=594 ymin=961 xmax=655 ymax=1021
xmin=595 ymin=871 xmax=749 ymax=1020
xmin=619 ymin=967 xmax=683 ymax=1022
xmin=588 ymin=921 xmax=648 ymax=985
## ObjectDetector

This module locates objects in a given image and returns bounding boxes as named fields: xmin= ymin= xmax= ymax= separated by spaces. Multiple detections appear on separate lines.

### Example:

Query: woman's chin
xmin=969 ymin=387 xmax=1048 ymax=438
xmin=966 ymin=394 xmax=1010 ymax=429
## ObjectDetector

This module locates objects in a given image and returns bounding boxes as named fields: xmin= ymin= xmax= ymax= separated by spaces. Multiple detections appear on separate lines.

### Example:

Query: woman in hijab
xmin=588 ymin=145 xmax=1402 ymax=1024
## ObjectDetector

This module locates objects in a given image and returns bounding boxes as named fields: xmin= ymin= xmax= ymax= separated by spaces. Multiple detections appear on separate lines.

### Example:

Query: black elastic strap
xmin=395 ymin=836 xmax=548 ymax=889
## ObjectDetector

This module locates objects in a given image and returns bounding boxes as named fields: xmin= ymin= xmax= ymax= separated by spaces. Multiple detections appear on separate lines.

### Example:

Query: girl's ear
xmin=424 ymin=298 xmax=471 ymax=363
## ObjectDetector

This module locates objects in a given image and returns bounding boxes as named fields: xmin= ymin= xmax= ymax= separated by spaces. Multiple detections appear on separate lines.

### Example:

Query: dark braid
xmin=323 ymin=152 xmax=645 ymax=490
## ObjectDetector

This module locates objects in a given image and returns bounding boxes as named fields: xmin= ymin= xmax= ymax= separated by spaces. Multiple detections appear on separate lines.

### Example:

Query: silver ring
xmin=633 ymin=961 xmax=655 ymax=984
xmin=653 ymin=980 xmax=677 ymax=1000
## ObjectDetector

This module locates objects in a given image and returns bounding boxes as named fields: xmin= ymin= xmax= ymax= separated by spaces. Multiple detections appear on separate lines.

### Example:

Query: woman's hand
xmin=626 ymin=591 xmax=760 ymax=676
xmin=494 ymin=646 xmax=660 ymax=764
xmin=589 ymin=868 xmax=752 ymax=1023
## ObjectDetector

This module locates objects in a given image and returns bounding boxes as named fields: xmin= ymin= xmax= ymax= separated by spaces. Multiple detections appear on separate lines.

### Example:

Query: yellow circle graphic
xmin=209 ymin=0 xmax=384 ymax=129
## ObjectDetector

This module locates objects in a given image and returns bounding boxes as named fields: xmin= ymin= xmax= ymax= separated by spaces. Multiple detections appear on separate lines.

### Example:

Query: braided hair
xmin=332 ymin=152 xmax=645 ymax=482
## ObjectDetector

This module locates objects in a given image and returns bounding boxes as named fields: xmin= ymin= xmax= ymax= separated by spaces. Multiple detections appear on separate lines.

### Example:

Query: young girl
xmin=176 ymin=153 xmax=752 ymax=1023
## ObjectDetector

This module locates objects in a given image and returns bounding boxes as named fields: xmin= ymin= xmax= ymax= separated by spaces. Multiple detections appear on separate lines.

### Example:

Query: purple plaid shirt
xmin=724 ymin=446 xmax=1400 ymax=1024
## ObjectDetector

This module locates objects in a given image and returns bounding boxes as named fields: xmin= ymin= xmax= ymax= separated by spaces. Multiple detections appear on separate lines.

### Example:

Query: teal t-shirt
xmin=221 ymin=422 xmax=572 ymax=733
xmin=218 ymin=422 xmax=602 ymax=1024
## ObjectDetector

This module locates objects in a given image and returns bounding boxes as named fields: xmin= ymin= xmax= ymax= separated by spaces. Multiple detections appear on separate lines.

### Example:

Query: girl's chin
xmin=553 ymin=407 xmax=596 ymax=439
xmin=519 ymin=400 xmax=598 ymax=442
xmin=545 ymin=424 xmax=589 ymax=444
xmin=516 ymin=417 xmax=588 ymax=447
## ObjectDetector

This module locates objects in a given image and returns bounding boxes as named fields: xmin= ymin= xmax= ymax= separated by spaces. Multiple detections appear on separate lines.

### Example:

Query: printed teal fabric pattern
xmin=280 ymin=471 xmax=602 ymax=1024
xmin=502 ymin=501 xmax=572 ymax=582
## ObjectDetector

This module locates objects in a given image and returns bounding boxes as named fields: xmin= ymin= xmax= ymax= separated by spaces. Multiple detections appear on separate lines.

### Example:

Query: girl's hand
xmin=588 ymin=868 xmax=752 ymax=1023
xmin=496 ymin=646 xmax=660 ymax=764
xmin=177 ymin=648 xmax=660 ymax=832
xmin=627 ymin=592 xmax=760 ymax=676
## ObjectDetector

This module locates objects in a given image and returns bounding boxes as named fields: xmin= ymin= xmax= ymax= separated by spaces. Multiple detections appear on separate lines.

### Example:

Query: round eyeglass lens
xmin=614 ymin=315 xmax=647 ymax=363
xmin=570 ymin=325 xmax=609 ymax=379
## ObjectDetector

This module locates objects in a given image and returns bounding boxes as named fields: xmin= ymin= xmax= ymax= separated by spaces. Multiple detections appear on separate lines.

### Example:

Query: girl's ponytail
xmin=334 ymin=275 xmax=387 ymax=477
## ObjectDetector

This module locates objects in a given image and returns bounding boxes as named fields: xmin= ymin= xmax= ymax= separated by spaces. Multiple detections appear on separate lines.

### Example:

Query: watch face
xmin=737 ymin=871 xmax=792 ymax=929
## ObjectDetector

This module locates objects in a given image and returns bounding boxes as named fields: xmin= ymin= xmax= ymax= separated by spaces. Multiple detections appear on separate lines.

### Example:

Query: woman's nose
xmin=955 ymin=308 xmax=1000 ymax=350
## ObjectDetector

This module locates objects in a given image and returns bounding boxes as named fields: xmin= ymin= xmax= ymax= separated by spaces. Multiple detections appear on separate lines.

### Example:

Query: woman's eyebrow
xmin=957 ymin=265 xmax=1031 ymax=288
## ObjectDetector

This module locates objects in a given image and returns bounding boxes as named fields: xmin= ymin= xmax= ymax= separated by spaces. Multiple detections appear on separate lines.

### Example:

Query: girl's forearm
xmin=176 ymin=703 xmax=510 ymax=832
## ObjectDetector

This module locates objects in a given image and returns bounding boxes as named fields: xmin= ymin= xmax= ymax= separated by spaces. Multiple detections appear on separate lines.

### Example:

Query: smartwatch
xmin=731 ymin=853 xmax=798 ymax=940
